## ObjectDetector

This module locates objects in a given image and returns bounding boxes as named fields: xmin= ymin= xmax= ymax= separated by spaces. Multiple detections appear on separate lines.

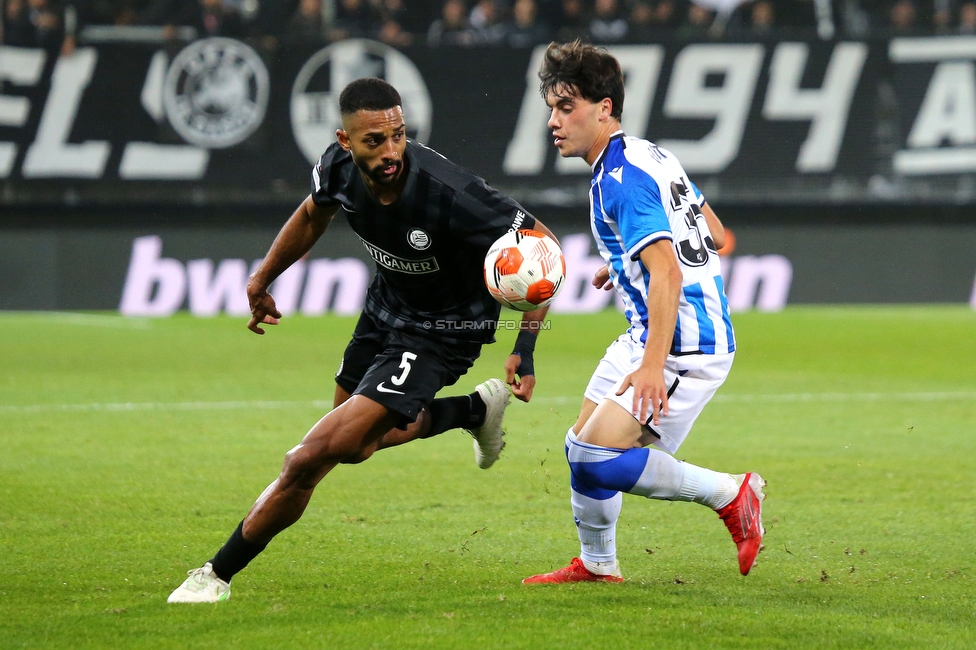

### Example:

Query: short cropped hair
xmin=338 ymin=78 xmax=402 ymax=115
xmin=538 ymin=41 xmax=624 ymax=120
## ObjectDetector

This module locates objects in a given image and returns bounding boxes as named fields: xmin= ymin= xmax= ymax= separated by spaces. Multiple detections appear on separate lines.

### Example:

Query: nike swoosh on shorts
xmin=376 ymin=382 xmax=405 ymax=395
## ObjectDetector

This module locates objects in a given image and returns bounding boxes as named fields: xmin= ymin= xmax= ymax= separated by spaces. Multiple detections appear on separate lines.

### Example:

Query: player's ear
xmin=600 ymin=98 xmax=613 ymax=121
xmin=336 ymin=128 xmax=350 ymax=151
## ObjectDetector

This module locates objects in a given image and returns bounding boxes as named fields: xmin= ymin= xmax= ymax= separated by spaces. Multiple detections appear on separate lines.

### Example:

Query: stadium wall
xmin=2 ymin=217 xmax=974 ymax=312
xmin=3 ymin=36 xmax=976 ymax=207
xmin=3 ymin=36 xmax=976 ymax=312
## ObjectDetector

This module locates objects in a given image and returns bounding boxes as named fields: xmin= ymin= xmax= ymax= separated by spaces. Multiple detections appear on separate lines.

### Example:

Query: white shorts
xmin=583 ymin=333 xmax=734 ymax=454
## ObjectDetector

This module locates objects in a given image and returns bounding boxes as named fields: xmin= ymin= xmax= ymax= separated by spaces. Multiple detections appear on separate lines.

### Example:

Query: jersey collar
xmin=591 ymin=130 xmax=625 ymax=173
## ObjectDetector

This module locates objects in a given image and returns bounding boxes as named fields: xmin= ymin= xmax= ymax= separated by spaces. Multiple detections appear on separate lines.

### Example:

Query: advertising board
xmin=3 ymin=36 xmax=976 ymax=207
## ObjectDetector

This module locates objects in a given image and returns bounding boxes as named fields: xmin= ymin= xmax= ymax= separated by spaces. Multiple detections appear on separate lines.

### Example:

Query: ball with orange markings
xmin=484 ymin=229 xmax=566 ymax=311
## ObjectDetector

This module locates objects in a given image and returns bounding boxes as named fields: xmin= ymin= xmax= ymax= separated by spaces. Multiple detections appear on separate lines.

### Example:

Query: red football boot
xmin=716 ymin=472 xmax=766 ymax=575
xmin=522 ymin=557 xmax=624 ymax=584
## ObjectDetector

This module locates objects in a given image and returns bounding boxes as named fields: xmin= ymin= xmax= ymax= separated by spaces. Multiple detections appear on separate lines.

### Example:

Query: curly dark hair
xmin=338 ymin=78 xmax=402 ymax=115
xmin=538 ymin=40 xmax=624 ymax=120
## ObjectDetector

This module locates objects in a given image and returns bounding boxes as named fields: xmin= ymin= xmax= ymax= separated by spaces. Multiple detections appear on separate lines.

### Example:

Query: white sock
xmin=630 ymin=448 xmax=740 ymax=510
xmin=571 ymin=487 xmax=622 ymax=575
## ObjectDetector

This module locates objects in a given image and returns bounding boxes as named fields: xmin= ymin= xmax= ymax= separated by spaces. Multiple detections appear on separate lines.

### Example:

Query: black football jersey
xmin=311 ymin=140 xmax=536 ymax=343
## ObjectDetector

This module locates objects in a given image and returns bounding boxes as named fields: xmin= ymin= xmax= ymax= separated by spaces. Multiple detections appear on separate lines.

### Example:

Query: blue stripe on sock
xmin=570 ymin=472 xmax=619 ymax=500
xmin=568 ymin=447 xmax=650 ymax=493
xmin=565 ymin=439 xmax=620 ymax=500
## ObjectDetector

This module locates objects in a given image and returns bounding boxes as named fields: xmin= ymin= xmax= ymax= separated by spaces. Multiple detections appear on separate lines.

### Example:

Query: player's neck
xmin=585 ymin=119 xmax=622 ymax=167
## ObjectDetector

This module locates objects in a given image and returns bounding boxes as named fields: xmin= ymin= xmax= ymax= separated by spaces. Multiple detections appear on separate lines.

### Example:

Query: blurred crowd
xmin=4 ymin=0 xmax=976 ymax=53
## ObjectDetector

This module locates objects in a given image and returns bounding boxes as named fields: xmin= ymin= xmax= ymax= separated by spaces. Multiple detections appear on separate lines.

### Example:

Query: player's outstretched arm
xmin=247 ymin=196 xmax=338 ymax=334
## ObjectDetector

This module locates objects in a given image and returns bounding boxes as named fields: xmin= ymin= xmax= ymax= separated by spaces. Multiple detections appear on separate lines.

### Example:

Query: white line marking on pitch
xmin=0 ymin=400 xmax=334 ymax=414
xmin=537 ymin=392 xmax=976 ymax=407
xmin=710 ymin=391 xmax=976 ymax=403
xmin=1 ymin=312 xmax=152 ymax=329
xmin=3 ymin=392 xmax=976 ymax=415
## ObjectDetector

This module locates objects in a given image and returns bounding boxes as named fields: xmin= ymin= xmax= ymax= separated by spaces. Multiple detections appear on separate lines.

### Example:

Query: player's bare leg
xmin=168 ymin=395 xmax=398 ymax=603
xmin=331 ymin=384 xmax=432 ymax=463
xmin=170 ymin=382 xmax=507 ymax=603
xmin=241 ymin=394 xmax=399 ymax=544
xmin=571 ymin=397 xmax=599 ymax=435
xmin=247 ymin=377 xmax=511 ymax=540
xmin=577 ymin=397 xmax=644 ymax=448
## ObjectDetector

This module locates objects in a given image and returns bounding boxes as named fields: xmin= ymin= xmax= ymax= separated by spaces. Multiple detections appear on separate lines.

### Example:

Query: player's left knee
xmin=567 ymin=443 xmax=649 ymax=493
xmin=570 ymin=471 xmax=620 ymax=501
xmin=280 ymin=446 xmax=326 ymax=490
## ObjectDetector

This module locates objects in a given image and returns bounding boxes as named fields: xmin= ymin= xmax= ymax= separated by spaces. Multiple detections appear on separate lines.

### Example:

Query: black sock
xmin=469 ymin=391 xmax=487 ymax=425
xmin=209 ymin=521 xmax=268 ymax=582
xmin=424 ymin=393 xmax=487 ymax=438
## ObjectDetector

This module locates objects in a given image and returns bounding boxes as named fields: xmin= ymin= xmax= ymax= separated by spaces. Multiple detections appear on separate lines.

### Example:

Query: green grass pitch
xmin=2 ymin=307 xmax=975 ymax=649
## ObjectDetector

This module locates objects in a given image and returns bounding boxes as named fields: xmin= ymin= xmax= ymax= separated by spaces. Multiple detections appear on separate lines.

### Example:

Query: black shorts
xmin=335 ymin=311 xmax=483 ymax=426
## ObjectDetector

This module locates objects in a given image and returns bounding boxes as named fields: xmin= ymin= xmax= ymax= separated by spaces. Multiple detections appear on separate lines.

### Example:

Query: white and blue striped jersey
xmin=589 ymin=132 xmax=735 ymax=355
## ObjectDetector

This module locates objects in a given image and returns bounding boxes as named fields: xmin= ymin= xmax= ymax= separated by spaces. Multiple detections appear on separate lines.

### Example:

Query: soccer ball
xmin=484 ymin=229 xmax=565 ymax=311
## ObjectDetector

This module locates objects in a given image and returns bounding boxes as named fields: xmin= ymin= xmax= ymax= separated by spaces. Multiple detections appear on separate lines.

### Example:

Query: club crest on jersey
xmin=407 ymin=228 xmax=431 ymax=250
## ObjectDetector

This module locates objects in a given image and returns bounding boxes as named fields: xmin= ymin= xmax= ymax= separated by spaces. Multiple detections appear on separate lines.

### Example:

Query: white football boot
xmin=167 ymin=562 xmax=230 ymax=603
xmin=466 ymin=378 xmax=511 ymax=469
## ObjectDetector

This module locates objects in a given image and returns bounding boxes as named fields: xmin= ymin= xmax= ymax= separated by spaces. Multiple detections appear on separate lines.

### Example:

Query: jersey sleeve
xmin=605 ymin=167 xmax=672 ymax=261
xmin=449 ymin=178 xmax=537 ymax=250
xmin=309 ymin=143 xmax=346 ymax=207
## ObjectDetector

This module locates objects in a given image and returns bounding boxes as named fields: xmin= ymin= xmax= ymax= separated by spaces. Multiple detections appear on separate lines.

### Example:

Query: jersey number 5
xmin=391 ymin=352 xmax=417 ymax=386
